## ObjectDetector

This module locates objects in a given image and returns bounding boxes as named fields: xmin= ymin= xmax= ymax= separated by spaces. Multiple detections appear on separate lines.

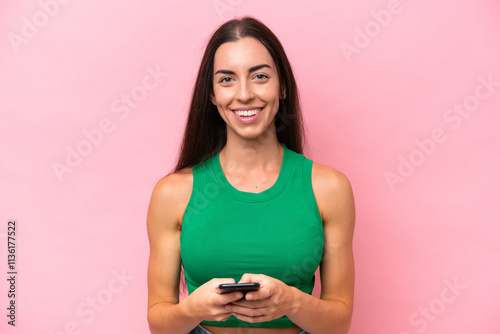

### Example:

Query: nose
xmin=236 ymin=80 xmax=254 ymax=102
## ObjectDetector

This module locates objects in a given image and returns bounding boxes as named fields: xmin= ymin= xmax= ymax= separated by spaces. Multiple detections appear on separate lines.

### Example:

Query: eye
xmin=218 ymin=77 xmax=233 ymax=83
xmin=255 ymin=74 xmax=269 ymax=80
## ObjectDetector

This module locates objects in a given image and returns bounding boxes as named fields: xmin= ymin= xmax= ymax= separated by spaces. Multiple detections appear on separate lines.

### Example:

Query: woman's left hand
xmin=225 ymin=273 xmax=298 ymax=323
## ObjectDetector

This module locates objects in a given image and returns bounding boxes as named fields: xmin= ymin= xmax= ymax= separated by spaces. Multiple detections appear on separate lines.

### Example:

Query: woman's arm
xmin=146 ymin=173 xmax=245 ymax=334
xmin=287 ymin=164 xmax=355 ymax=334
xmin=229 ymin=163 xmax=355 ymax=334
xmin=146 ymin=174 xmax=200 ymax=333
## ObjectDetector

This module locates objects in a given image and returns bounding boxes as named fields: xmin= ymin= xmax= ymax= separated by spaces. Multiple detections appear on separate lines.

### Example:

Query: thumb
xmin=211 ymin=278 xmax=235 ymax=290
xmin=216 ymin=278 xmax=236 ymax=284
xmin=238 ymin=273 xmax=260 ymax=283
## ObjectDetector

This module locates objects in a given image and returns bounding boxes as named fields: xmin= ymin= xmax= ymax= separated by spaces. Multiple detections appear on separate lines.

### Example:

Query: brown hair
xmin=169 ymin=15 xmax=306 ymax=175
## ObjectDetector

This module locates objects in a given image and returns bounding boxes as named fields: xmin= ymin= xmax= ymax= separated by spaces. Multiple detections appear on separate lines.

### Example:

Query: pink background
xmin=1 ymin=0 xmax=499 ymax=333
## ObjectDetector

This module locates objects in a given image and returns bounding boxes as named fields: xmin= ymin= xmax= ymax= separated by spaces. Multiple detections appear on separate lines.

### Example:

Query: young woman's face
xmin=211 ymin=37 xmax=284 ymax=141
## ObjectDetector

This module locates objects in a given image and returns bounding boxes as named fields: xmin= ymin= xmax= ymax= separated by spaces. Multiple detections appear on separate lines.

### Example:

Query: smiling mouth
xmin=232 ymin=108 xmax=263 ymax=117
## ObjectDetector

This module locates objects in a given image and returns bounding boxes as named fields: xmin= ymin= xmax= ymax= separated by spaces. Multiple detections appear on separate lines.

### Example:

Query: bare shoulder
xmin=311 ymin=161 xmax=354 ymax=223
xmin=152 ymin=167 xmax=194 ymax=200
xmin=311 ymin=162 xmax=352 ymax=191
xmin=148 ymin=167 xmax=194 ymax=229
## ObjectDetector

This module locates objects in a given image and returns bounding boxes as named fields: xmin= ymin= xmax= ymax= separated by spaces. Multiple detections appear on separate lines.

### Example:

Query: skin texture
xmin=210 ymin=36 xmax=286 ymax=191
xmin=147 ymin=37 xmax=355 ymax=334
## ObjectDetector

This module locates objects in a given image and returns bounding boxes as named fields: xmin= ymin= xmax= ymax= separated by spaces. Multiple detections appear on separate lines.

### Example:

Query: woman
xmin=146 ymin=16 xmax=355 ymax=334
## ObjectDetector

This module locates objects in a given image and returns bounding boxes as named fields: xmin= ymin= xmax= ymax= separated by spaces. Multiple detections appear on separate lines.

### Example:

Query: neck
xmin=219 ymin=130 xmax=283 ymax=173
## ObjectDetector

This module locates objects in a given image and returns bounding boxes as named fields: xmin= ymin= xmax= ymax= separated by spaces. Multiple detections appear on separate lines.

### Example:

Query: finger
xmin=245 ymin=291 xmax=258 ymax=300
xmin=226 ymin=302 xmax=266 ymax=316
xmin=211 ymin=278 xmax=236 ymax=292
xmin=230 ymin=298 xmax=261 ymax=308
xmin=230 ymin=311 xmax=272 ymax=324
xmin=217 ymin=291 xmax=244 ymax=304
xmin=211 ymin=307 xmax=234 ymax=322
xmin=238 ymin=273 xmax=260 ymax=283
xmin=245 ymin=286 xmax=272 ymax=301
xmin=213 ymin=278 xmax=236 ymax=285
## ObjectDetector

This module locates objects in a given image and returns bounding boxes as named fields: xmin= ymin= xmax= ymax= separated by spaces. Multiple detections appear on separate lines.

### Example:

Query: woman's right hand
xmin=184 ymin=278 xmax=244 ymax=322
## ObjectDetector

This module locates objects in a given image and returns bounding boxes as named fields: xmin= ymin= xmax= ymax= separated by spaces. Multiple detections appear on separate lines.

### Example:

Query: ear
xmin=210 ymin=92 xmax=216 ymax=105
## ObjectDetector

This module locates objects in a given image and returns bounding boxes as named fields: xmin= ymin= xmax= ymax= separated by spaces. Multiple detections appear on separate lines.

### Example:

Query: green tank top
xmin=180 ymin=142 xmax=324 ymax=328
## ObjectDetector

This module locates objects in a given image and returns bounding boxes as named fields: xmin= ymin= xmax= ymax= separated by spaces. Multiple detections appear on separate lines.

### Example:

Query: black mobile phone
xmin=218 ymin=282 xmax=260 ymax=294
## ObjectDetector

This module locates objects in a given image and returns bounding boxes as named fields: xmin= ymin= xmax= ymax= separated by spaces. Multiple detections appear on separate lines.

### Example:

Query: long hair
xmin=169 ymin=16 xmax=306 ymax=175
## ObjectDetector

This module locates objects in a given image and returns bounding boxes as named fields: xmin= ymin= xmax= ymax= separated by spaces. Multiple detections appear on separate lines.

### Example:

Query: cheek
xmin=213 ymin=89 xmax=233 ymax=106
xmin=257 ymin=89 xmax=280 ymax=103
xmin=217 ymin=106 xmax=228 ymax=119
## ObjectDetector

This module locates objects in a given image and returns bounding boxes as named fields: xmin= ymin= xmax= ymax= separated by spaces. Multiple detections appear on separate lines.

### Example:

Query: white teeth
xmin=234 ymin=108 xmax=262 ymax=117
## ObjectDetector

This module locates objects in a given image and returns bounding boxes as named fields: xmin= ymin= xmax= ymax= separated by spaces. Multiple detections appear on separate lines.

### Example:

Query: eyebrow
xmin=214 ymin=64 xmax=272 ymax=75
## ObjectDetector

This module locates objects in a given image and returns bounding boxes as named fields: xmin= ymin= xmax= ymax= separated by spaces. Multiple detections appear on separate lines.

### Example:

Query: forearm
xmin=287 ymin=287 xmax=352 ymax=334
xmin=147 ymin=298 xmax=200 ymax=334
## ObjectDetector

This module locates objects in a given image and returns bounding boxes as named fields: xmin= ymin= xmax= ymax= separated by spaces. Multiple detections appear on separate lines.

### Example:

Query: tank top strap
xmin=182 ymin=159 xmax=207 ymax=223
xmin=301 ymin=156 xmax=323 ymax=223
